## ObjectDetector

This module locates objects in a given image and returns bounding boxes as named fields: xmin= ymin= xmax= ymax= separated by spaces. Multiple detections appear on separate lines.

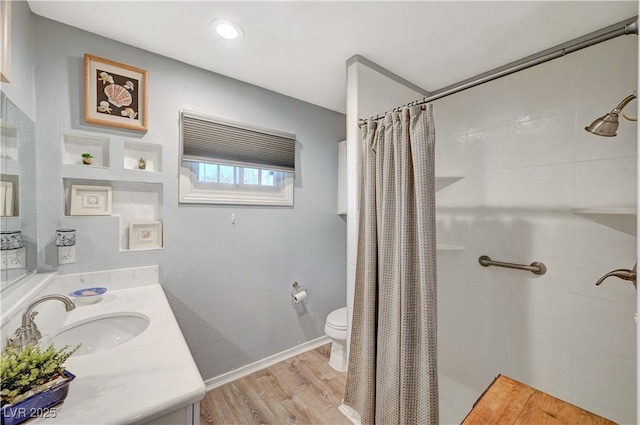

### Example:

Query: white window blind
xmin=180 ymin=110 xmax=296 ymax=172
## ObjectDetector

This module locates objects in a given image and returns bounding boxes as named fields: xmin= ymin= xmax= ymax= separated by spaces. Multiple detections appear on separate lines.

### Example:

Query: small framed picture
xmin=84 ymin=54 xmax=148 ymax=132
xmin=70 ymin=185 xmax=112 ymax=216
xmin=129 ymin=221 xmax=162 ymax=250
xmin=0 ymin=181 xmax=14 ymax=217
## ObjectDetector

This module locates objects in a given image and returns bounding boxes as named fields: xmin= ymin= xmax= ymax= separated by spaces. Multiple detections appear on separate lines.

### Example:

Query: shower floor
xmin=201 ymin=344 xmax=481 ymax=425
xmin=439 ymin=374 xmax=481 ymax=425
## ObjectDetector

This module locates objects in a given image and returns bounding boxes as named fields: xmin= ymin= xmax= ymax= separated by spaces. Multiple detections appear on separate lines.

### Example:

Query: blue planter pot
xmin=1 ymin=371 xmax=75 ymax=425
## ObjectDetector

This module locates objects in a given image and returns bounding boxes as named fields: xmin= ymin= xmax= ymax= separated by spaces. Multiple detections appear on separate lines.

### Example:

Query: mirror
xmin=1 ymin=92 xmax=37 ymax=290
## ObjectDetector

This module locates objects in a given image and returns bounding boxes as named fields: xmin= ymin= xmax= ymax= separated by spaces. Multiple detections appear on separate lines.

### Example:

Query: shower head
xmin=585 ymin=92 xmax=637 ymax=137
xmin=585 ymin=112 xmax=620 ymax=137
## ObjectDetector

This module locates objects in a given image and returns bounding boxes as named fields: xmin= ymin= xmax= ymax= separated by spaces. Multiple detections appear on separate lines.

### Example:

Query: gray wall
xmin=33 ymin=15 xmax=346 ymax=380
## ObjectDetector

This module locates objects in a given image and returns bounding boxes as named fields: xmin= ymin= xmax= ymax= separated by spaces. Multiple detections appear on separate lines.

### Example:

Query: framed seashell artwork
xmin=84 ymin=54 xmax=148 ymax=132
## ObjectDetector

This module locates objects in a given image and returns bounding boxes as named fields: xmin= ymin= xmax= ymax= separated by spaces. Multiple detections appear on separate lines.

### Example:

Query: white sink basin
xmin=51 ymin=313 xmax=150 ymax=357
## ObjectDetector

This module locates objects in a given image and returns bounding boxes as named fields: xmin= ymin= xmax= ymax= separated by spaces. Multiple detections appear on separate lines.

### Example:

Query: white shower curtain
xmin=344 ymin=105 xmax=438 ymax=425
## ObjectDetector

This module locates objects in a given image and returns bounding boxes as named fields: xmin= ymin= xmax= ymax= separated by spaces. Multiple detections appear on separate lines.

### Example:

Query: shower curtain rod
xmin=357 ymin=16 xmax=639 ymax=127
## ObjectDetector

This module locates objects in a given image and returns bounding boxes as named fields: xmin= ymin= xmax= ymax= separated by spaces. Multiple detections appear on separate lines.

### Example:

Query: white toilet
xmin=324 ymin=307 xmax=348 ymax=372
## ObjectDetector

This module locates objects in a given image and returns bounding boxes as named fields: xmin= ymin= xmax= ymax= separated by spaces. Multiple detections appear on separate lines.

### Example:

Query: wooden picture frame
xmin=0 ymin=0 xmax=11 ymax=83
xmin=84 ymin=54 xmax=148 ymax=132
xmin=70 ymin=184 xmax=112 ymax=216
xmin=129 ymin=221 xmax=162 ymax=250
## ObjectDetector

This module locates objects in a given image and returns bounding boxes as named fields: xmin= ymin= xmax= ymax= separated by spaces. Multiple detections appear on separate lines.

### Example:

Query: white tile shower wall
xmin=434 ymin=35 xmax=637 ymax=424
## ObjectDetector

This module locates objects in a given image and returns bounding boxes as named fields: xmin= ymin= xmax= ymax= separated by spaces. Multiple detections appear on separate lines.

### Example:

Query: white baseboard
xmin=338 ymin=404 xmax=361 ymax=425
xmin=204 ymin=336 xmax=330 ymax=391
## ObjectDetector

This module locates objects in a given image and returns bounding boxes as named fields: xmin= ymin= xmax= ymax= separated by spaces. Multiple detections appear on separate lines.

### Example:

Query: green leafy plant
xmin=138 ymin=157 xmax=146 ymax=164
xmin=1 ymin=343 xmax=80 ymax=406
xmin=81 ymin=153 xmax=93 ymax=159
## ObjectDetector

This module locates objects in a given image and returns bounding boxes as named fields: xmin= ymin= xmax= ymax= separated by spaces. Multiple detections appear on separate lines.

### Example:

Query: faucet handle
xmin=22 ymin=311 xmax=42 ymax=343
xmin=595 ymin=263 xmax=637 ymax=290
xmin=28 ymin=320 xmax=42 ymax=342
xmin=7 ymin=327 xmax=29 ymax=352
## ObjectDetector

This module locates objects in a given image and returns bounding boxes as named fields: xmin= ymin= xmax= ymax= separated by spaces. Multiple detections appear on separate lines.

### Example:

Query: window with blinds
xmin=179 ymin=111 xmax=296 ymax=206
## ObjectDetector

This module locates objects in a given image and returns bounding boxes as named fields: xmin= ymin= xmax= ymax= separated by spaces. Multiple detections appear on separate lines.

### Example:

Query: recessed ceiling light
xmin=211 ymin=19 xmax=243 ymax=40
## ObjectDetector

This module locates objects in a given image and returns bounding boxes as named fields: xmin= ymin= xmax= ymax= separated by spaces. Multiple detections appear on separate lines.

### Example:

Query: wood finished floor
xmin=201 ymin=344 xmax=352 ymax=425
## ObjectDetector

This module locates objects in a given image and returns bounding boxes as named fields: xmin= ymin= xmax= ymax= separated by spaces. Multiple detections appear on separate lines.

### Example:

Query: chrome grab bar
xmin=478 ymin=255 xmax=547 ymax=275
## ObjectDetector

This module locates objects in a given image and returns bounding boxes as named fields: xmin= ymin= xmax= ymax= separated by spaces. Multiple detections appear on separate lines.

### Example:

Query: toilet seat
xmin=326 ymin=307 xmax=347 ymax=331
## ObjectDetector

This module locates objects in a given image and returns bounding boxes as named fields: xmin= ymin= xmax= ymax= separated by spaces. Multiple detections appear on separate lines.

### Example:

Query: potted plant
xmin=81 ymin=153 xmax=93 ymax=165
xmin=1 ymin=343 xmax=79 ymax=425
xmin=137 ymin=157 xmax=146 ymax=170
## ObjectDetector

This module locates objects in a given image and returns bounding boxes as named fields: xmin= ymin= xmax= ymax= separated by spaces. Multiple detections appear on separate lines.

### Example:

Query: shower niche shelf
xmin=436 ymin=175 xmax=464 ymax=192
xmin=436 ymin=244 xmax=466 ymax=251
xmin=571 ymin=208 xmax=637 ymax=236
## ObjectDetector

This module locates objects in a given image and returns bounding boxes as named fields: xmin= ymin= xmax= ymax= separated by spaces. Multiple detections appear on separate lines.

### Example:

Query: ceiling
xmin=28 ymin=1 xmax=639 ymax=114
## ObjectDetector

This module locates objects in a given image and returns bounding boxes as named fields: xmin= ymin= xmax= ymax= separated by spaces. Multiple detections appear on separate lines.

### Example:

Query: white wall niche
xmin=62 ymin=178 xmax=163 ymax=252
xmin=116 ymin=181 xmax=163 ymax=252
xmin=124 ymin=140 xmax=163 ymax=173
xmin=63 ymin=133 xmax=110 ymax=168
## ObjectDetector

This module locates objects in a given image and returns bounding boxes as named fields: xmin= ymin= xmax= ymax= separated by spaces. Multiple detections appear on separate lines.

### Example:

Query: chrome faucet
xmin=595 ymin=263 xmax=637 ymax=290
xmin=7 ymin=295 xmax=76 ymax=352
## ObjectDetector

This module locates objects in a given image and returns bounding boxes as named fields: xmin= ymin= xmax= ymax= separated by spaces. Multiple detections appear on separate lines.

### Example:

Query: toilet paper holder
xmin=291 ymin=282 xmax=308 ymax=303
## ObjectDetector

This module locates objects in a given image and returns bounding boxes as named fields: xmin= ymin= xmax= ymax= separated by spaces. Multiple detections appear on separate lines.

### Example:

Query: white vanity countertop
xmin=31 ymin=280 xmax=206 ymax=424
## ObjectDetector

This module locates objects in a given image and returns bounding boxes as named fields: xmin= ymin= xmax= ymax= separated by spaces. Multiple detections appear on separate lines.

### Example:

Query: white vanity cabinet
xmin=2 ymin=267 xmax=206 ymax=425
xmin=141 ymin=402 xmax=200 ymax=425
